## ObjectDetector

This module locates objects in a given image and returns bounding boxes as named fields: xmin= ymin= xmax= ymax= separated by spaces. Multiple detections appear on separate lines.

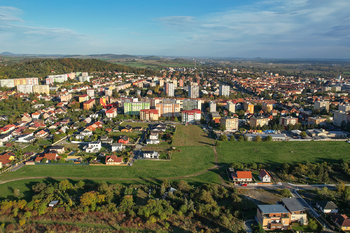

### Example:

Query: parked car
xmin=241 ymin=184 xmax=248 ymax=187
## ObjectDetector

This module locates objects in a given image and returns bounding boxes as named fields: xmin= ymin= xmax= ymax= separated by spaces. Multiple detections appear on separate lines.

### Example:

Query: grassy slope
xmin=172 ymin=125 xmax=213 ymax=147
xmin=216 ymin=141 xmax=350 ymax=166
xmin=0 ymin=146 xmax=214 ymax=181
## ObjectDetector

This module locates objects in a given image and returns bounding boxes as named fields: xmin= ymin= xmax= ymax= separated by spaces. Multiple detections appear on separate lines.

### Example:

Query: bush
xmin=230 ymin=136 xmax=236 ymax=142
xmin=219 ymin=135 xmax=227 ymax=141
xmin=255 ymin=135 xmax=262 ymax=142
xmin=279 ymin=188 xmax=291 ymax=197
xmin=238 ymin=136 xmax=244 ymax=142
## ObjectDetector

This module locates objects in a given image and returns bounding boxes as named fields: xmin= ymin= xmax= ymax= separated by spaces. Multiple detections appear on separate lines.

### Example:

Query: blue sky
xmin=0 ymin=0 xmax=349 ymax=58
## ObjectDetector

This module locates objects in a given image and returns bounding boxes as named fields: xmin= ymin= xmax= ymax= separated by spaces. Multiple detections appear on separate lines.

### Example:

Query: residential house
xmin=256 ymin=205 xmax=290 ymax=230
xmin=259 ymin=169 xmax=272 ymax=183
xmin=111 ymin=143 xmax=125 ymax=152
xmin=121 ymin=125 xmax=133 ymax=132
xmin=0 ymin=152 xmax=15 ymax=166
xmin=134 ymin=127 xmax=143 ymax=131
xmin=76 ymin=130 xmax=92 ymax=140
xmin=231 ymin=171 xmax=253 ymax=184
xmin=142 ymin=151 xmax=160 ymax=159
xmin=34 ymin=130 xmax=49 ymax=138
xmin=49 ymin=145 xmax=65 ymax=154
xmin=21 ymin=113 xmax=32 ymax=122
xmin=35 ymin=153 xmax=59 ymax=163
xmin=31 ymin=112 xmax=41 ymax=120
xmin=331 ymin=214 xmax=350 ymax=232
xmin=101 ymin=135 xmax=113 ymax=144
xmin=85 ymin=141 xmax=102 ymax=153
xmin=316 ymin=201 xmax=338 ymax=214
xmin=105 ymin=108 xmax=117 ymax=118
xmin=118 ymin=135 xmax=129 ymax=144
xmin=0 ymin=124 xmax=16 ymax=134
xmin=16 ymin=133 xmax=36 ymax=143
xmin=146 ymin=133 xmax=160 ymax=144
xmin=105 ymin=155 xmax=123 ymax=165
xmin=281 ymin=198 xmax=308 ymax=225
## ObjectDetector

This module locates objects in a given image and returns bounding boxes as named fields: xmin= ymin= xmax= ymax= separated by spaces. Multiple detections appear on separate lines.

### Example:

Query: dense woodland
xmin=0 ymin=58 xmax=156 ymax=79
xmin=0 ymin=179 xmax=245 ymax=233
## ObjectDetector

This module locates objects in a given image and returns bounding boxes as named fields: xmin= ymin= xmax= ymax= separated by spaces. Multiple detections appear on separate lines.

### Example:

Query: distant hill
xmin=0 ymin=58 xmax=155 ymax=79
xmin=1 ymin=52 xmax=15 ymax=56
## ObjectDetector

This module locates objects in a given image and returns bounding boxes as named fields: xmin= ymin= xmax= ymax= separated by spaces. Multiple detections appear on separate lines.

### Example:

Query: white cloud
xmin=155 ymin=0 xmax=350 ymax=57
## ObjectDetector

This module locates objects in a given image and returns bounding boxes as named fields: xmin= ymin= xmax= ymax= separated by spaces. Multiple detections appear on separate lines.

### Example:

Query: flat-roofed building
xmin=33 ymin=85 xmax=49 ymax=94
xmin=244 ymin=102 xmax=254 ymax=114
xmin=314 ymin=100 xmax=329 ymax=112
xmin=219 ymin=84 xmax=230 ymax=97
xmin=140 ymin=109 xmax=159 ymax=121
xmin=189 ymin=84 xmax=199 ymax=98
xmin=124 ymin=102 xmax=150 ymax=115
xmin=256 ymin=205 xmax=290 ymax=230
xmin=250 ymin=116 xmax=270 ymax=128
xmin=182 ymin=109 xmax=201 ymax=124
xmin=227 ymin=101 xmax=236 ymax=113
xmin=279 ymin=116 xmax=298 ymax=126
xmin=262 ymin=102 xmax=273 ymax=113
xmin=220 ymin=116 xmax=239 ymax=131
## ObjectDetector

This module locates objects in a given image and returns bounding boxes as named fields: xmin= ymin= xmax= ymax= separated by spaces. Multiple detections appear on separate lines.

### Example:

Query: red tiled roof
xmin=236 ymin=171 xmax=252 ymax=179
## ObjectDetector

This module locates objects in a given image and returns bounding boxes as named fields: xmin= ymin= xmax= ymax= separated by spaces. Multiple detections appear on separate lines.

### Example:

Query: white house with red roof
xmin=105 ymin=108 xmax=117 ymax=118
xmin=259 ymin=169 xmax=272 ymax=183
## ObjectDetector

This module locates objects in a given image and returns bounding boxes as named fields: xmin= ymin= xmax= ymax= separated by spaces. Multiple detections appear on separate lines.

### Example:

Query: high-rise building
xmin=182 ymin=109 xmax=201 ymax=124
xmin=209 ymin=101 xmax=216 ymax=113
xmin=189 ymin=84 xmax=199 ymax=98
xmin=183 ymin=99 xmax=201 ymax=111
xmin=262 ymin=102 xmax=273 ymax=113
xmin=333 ymin=111 xmax=349 ymax=127
xmin=165 ymin=82 xmax=174 ymax=97
xmin=219 ymin=84 xmax=230 ymax=97
xmin=155 ymin=102 xmax=180 ymax=117
xmin=244 ymin=102 xmax=254 ymax=114
xmin=227 ymin=101 xmax=236 ymax=113
xmin=314 ymin=101 xmax=329 ymax=112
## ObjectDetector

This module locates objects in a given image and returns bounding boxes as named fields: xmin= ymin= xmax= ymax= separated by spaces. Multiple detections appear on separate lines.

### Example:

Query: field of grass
xmin=216 ymin=141 xmax=350 ymax=166
xmin=0 ymin=146 xmax=214 ymax=182
xmin=172 ymin=125 xmax=213 ymax=147
xmin=120 ymin=122 xmax=149 ymax=128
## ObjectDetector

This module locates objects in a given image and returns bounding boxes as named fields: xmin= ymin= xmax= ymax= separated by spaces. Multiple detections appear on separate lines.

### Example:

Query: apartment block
xmin=189 ymin=84 xmax=199 ymax=98
xmin=244 ymin=102 xmax=254 ymax=114
xmin=314 ymin=101 xmax=329 ymax=112
xmin=83 ymin=99 xmax=95 ymax=110
xmin=124 ymin=102 xmax=150 ymax=115
xmin=219 ymin=84 xmax=230 ymax=97
xmin=17 ymin=85 xmax=33 ymax=94
xmin=227 ymin=101 xmax=236 ymax=113
xmin=182 ymin=109 xmax=201 ymax=123
xmin=140 ymin=109 xmax=159 ymax=121
xmin=183 ymin=99 xmax=201 ymax=111
xmin=165 ymin=82 xmax=174 ymax=97
xmin=250 ymin=116 xmax=270 ymax=128
xmin=156 ymin=102 xmax=180 ymax=117
xmin=279 ymin=116 xmax=298 ymax=126
xmin=33 ymin=85 xmax=50 ymax=94
xmin=262 ymin=102 xmax=273 ymax=113
xmin=220 ymin=116 xmax=239 ymax=131
xmin=333 ymin=110 xmax=350 ymax=127
xmin=209 ymin=101 xmax=216 ymax=113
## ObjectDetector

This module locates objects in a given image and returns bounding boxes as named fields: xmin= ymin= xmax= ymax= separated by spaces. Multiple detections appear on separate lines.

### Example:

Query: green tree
xmin=219 ymin=134 xmax=227 ymax=141
xmin=266 ymin=135 xmax=272 ymax=141
xmin=238 ymin=136 xmax=244 ymax=142
xmin=230 ymin=136 xmax=236 ymax=142
xmin=308 ymin=219 xmax=318 ymax=231
xmin=255 ymin=135 xmax=262 ymax=142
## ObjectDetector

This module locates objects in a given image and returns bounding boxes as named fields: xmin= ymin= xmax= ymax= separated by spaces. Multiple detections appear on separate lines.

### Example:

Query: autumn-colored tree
xmin=80 ymin=191 xmax=97 ymax=206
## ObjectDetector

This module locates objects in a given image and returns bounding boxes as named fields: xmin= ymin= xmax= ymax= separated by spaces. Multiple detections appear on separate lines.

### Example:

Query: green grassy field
xmin=0 ymin=146 xmax=214 ymax=182
xmin=216 ymin=141 xmax=350 ymax=166
xmin=120 ymin=122 xmax=149 ymax=128
xmin=172 ymin=125 xmax=213 ymax=147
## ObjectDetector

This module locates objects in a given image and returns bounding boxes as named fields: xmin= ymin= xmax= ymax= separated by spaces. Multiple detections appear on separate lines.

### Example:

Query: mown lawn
xmin=216 ymin=141 xmax=350 ymax=167
xmin=0 ymin=146 xmax=214 ymax=182
xmin=172 ymin=125 xmax=213 ymax=147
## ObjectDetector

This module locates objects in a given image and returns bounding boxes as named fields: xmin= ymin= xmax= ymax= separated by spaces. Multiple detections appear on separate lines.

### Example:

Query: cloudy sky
xmin=0 ymin=0 xmax=349 ymax=58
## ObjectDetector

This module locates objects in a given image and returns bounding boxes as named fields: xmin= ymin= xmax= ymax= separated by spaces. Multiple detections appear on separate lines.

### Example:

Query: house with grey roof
xmin=281 ymin=198 xmax=308 ymax=225
xmin=316 ymin=201 xmax=338 ymax=214
xmin=256 ymin=204 xmax=290 ymax=230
